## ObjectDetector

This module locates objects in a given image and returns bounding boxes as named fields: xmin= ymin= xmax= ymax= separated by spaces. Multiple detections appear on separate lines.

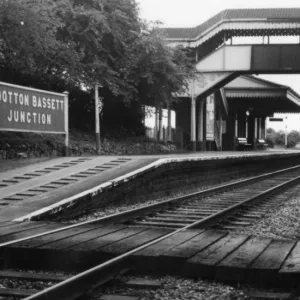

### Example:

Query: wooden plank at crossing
xmin=218 ymin=237 xmax=272 ymax=269
xmin=131 ymin=230 xmax=204 ymax=273
xmin=187 ymin=234 xmax=248 ymax=266
xmin=71 ymin=227 xmax=148 ymax=251
xmin=11 ymin=225 xmax=103 ymax=248
xmin=100 ymin=228 xmax=171 ymax=256
xmin=133 ymin=230 xmax=204 ymax=258
xmin=158 ymin=230 xmax=226 ymax=275
xmin=184 ymin=234 xmax=248 ymax=278
xmin=162 ymin=230 xmax=226 ymax=260
xmin=216 ymin=236 xmax=272 ymax=282
xmin=0 ymin=223 xmax=63 ymax=244
xmin=251 ymin=240 xmax=295 ymax=270
xmin=279 ymin=241 xmax=300 ymax=274
xmin=0 ymin=222 xmax=50 ymax=240
xmin=39 ymin=225 xmax=126 ymax=250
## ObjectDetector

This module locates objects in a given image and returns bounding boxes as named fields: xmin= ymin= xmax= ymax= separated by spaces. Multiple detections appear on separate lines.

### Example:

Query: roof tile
xmin=163 ymin=8 xmax=300 ymax=39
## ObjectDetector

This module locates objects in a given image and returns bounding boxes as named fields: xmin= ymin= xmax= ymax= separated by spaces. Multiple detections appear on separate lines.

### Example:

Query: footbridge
xmin=163 ymin=8 xmax=300 ymax=150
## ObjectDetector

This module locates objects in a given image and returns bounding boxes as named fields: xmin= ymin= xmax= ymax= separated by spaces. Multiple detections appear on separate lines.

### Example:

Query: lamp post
xmin=95 ymin=83 xmax=102 ymax=155
xmin=285 ymin=116 xmax=288 ymax=149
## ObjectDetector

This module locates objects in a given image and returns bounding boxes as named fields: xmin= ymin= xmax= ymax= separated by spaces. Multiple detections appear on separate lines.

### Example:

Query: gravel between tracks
xmin=0 ymin=269 xmax=74 ymax=300
xmin=229 ymin=185 xmax=300 ymax=240
xmin=94 ymin=276 xmax=249 ymax=300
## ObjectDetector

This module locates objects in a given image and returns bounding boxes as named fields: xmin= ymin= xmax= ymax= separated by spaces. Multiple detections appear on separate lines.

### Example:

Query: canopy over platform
xmin=224 ymin=75 xmax=300 ymax=114
xmin=159 ymin=8 xmax=300 ymax=151
xmin=163 ymin=8 xmax=300 ymax=48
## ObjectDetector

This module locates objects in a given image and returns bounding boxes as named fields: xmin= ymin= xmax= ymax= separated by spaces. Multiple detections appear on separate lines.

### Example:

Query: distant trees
xmin=266 ymin=128 xmax=300 ymax=148
xmin=287 ymin=130 xmax=300 ymax=148
xmin=266 ymin=128 xmax=276 ymax=148
xmin=0 ymin=0 xmax=194 ymax=134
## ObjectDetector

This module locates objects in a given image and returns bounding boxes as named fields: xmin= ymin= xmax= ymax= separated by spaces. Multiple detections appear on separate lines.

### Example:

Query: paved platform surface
xmin=2 ymin=222 xmax=300 ymax=285
xmin=0 ymin=156 xmax=156 ymax=221
xmin=0 ymin=150 xmax=299 ymax=222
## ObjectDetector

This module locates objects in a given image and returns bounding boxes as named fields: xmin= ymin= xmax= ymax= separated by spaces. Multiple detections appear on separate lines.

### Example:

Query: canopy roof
xmin=224 ymin=75 xmax=300 ymax=114
xmin=163 ymin=8 xmax=300 ymax=47
xmin=164 ymin=8 xmax=300 ymax=40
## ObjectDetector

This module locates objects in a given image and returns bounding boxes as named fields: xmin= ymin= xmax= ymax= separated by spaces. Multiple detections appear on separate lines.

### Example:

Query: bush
xmin=0 ymin=130 xmax=180 ymax=159
xmin=287 ymin=130 xmax=300 ymax=148
xmin=266 ymin=128 xmax=300 ymax=148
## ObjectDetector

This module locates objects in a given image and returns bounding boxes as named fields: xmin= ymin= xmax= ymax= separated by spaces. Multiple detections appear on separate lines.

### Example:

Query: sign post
xmin=63 ymin=91 xmax=69 ymax=156
xmin=0 ymin=81 xmax=69 ymax=156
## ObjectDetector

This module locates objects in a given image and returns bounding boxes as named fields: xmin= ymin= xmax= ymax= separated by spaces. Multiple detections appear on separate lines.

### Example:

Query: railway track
xmin=212 ymin=187 xmax=298 ymax=231
xmin=1 ymin=164 xmax=300 ymax=299
xmin=125 ymin=164 xmax=300 ymax=229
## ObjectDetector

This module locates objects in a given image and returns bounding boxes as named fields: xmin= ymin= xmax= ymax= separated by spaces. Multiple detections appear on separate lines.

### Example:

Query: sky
xmin=137 ymin=0 xmax=300 ymax=131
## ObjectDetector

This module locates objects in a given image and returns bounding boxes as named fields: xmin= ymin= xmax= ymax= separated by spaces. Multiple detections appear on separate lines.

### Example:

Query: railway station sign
xmin=0 ymin=81 xmax=67 ymax=133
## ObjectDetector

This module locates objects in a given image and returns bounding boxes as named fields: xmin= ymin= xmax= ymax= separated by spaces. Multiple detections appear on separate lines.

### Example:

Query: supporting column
xmin=254 ymin=118 xmax=258 ymax=138
xmin=258 ymin=118 xmax=261 ymax=139
xmin=167 ymin=103 xmax=172 ymax=142
xmin=219 ymin=108 xmax=223 ymax=151
xmin=261 ymin=117 xmax=266 ymax=139
xmin=263 ymin=117 xmax=267 ymax=140
xmin=159 ymin=107 xmax=163 ymax=141
xmin=245 ymin=117 xmax=248 ymax=139
xmin=234 ymin=113 xmax=238 ymax=137
xmin=63 ymin=91 xmax=69 ymax=156
xmin=191 ymin=95 xmax=196 ymax=151
xmin=190 ymin=78 xmax=196 ymax=151
xmin=203 ymin=99 xmax=207 ymax=151
xmin=154 ymin=107 xmax=159 ymax=140
xmin=254 ymin=117 xmax=258 ymax=149
xmin=198 ymin=99 xmax=204 ymax=150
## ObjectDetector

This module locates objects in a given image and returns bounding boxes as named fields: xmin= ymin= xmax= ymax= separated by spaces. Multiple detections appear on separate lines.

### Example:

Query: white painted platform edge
xmin=14 ymin=151 xmax=299 ymax=221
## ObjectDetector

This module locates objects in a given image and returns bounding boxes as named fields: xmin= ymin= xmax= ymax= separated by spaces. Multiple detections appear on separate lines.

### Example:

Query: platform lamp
xmin=285 ymin=116 xmax=288 ymax=149
xmin=246 ymin=107 xmax=253 ymax=116
xmin=95 ymin=82 xmax=104 ymax=155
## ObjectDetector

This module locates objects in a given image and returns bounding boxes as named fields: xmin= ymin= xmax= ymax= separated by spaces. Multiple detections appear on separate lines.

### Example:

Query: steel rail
xmin=1 ymin=164 xmax=300 ymax=249
xmin=23 ymin=166 xmax=300 ymax=300
xmin=188 ymin=173 xmax=300 ymax=229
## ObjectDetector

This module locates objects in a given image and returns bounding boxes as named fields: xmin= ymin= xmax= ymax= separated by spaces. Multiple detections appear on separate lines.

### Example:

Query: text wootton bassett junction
xmin=0 ymin=82 xmax=67 ymax=133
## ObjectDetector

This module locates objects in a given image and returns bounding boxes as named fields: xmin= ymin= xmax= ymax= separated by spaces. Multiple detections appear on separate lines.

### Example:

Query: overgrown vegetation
xmin=266 ymin=128 xmax=300 ymax=148
xmin=0 ymin=131 xmax=179 ymax=159
xmin=0 ymin=0 xmax=194 ymax=135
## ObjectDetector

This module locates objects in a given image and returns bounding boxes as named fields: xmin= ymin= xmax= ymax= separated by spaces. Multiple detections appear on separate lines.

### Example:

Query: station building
xmin=175 ymin=75 xmax=300 ymax=150
xmin=151 ymin=8 xmax=300 ymax=151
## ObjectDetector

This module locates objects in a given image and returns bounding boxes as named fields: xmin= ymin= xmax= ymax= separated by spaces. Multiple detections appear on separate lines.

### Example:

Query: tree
xmin=274 ymin=130 xmax=285 ymax=147
xmin=266 ymin=128 xmax=276 ymax=148
xmin=0 ymin=0 xmax=195 ymax=134
xmin=128 ymin=25 xmax=194 ymax=107
xmin=287 ymin=130 xmax=300 ymax=148
xmin=0 ymin=0 xmax=80 ymax=90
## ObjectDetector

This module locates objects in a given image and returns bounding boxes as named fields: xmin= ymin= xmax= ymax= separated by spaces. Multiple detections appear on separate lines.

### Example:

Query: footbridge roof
xmin=163 ymin=8 xmax=300 ymax=47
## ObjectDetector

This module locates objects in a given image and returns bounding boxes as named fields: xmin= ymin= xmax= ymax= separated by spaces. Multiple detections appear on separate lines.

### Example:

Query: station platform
xmin=0 ymin=149 xmax=299 ymax=222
